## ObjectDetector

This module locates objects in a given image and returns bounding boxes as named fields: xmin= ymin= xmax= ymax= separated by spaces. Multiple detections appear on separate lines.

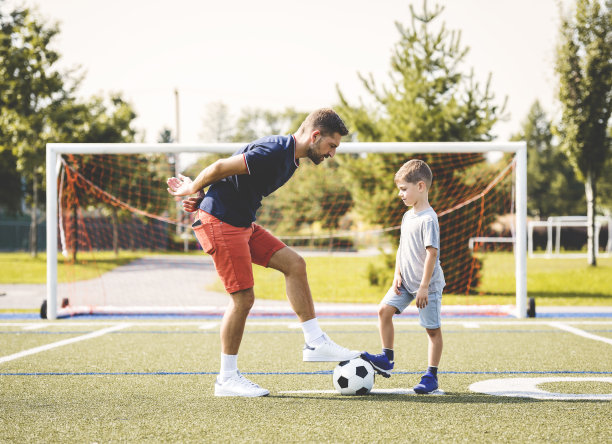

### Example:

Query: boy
xmin=362 ymin=159 xmax=445 ymax=394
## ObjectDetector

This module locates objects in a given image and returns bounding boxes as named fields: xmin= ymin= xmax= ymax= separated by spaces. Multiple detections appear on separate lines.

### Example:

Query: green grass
xmin=242 ymin=253 xmax=612 ymax=306
xmin=1 ymin=319 xmax=611 ymax=442
xmin=2 ymin=251 xmax=612 ymax=305
xmin=0 ymin=251 xmax=149 ymax=284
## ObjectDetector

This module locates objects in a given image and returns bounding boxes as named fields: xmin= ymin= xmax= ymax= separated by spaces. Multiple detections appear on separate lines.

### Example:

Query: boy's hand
xmin=393 ymin=273 xmax=402 ymax=295
xmin=415 ymin=287 xmax=428 ymax=309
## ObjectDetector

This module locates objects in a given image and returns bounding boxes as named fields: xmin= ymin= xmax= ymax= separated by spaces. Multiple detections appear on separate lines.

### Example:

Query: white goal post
xmin=46 ymin=141 xmax=528 ymax=320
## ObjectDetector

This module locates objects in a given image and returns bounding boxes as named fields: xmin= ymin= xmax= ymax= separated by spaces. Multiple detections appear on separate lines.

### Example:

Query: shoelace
xmin=234 ymin=372 xmax=262 ymax=389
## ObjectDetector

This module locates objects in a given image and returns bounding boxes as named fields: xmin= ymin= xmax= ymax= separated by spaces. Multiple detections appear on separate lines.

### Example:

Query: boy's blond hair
xmin=394 ymin=159 xmax=433 ymax=189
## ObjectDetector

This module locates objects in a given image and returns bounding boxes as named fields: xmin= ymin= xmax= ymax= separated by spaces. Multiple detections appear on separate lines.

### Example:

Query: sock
xmin=301 ymin=318 xmax=324 ymax=345
xmin=383 ymin=348 xmax=394 ymax=361
xmin=427 ymin=366 xmax=438 ymax=377
xmin=220 ymin=353 xmax=238 ymax=381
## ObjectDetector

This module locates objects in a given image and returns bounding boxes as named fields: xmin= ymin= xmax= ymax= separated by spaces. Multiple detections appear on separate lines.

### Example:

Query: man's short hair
xmin=302 ymin=108 xmax=349 ymax=137
xmin=395 ymin=159 xmax=433 ymax=189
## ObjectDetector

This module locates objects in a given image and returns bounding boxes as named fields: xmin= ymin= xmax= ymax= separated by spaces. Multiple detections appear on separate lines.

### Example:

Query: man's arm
xmin=415 ymin=246 xmax=437 ymax=308
xmin=167 ymin=154 xmax=248 ymax=197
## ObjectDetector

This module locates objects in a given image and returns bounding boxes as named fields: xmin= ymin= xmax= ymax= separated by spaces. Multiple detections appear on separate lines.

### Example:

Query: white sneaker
xmin=214 ymin=371 xmax=270 ymax=397
xmin=302 ymin=334 xmax=360 ymax=362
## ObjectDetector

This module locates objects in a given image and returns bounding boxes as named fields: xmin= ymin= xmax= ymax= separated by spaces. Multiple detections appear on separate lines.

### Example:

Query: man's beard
xmin=306 ymin=138 xmax=324 ymax=165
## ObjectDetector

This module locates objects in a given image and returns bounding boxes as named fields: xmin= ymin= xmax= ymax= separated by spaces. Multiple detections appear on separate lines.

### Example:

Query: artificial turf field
xmin=1 ymin=317 xmax=611 ymax=443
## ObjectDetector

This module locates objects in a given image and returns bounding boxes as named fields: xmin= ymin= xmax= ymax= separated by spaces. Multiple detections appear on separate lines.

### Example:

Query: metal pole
xmin=45 ymin=146 xmax=58 ymax=320
xmin=515 ymin=143 xmax=528 ymax=318
xmin=174 ymin=88 xmax=189 ymax=252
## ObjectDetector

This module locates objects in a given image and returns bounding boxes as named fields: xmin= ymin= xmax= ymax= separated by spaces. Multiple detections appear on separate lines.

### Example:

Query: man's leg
xmin=215 ymin=287 xmax=269 ymax=397
xmin=220 ymin=288 xmax=254 ymax=355
xmin=267 ymin=246 xmax=359 ymax=362
xmin=267 ymin=247 xmax=314 ymax=322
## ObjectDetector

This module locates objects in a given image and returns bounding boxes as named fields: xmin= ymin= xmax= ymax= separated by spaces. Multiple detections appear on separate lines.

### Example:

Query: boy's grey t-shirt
xmin=396 ymin=206 xmax=446 ymax=294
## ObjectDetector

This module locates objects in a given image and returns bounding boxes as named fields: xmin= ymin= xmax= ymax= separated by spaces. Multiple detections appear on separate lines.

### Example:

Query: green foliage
xmin=335 ymin=1 xmax=506 ymax=293
xmin=512 ymin=100 xmax=586 ymax=217
xmin=0 ymin=6 xmax=70 ymax=204
xmin=555 ymin=0 xmax=612 ymax=265
xmin=230 ymin=107 xmax=307 ymax=142
xmin=555 ymin=0 xmax=612 ymax=183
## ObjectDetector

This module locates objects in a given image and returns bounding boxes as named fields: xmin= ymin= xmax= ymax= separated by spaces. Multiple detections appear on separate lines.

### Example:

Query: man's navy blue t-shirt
xmin=199 ymin=135 xmax=299 ymax=227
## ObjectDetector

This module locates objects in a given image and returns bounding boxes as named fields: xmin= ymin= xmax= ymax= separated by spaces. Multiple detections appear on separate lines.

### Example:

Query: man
xmin=167 ymin=108 xmax=359 ymax=397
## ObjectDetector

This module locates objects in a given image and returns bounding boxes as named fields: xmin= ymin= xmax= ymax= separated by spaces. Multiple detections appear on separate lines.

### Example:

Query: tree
xmin=512 ymin=100 xmax=585 ymax=218
xmin=336 ymin=1 xmax=506 ymax=293
xmin=199 ymin=102 xmax=233 ymax=142
xmin=0 ymin=5 xmax=72 ymax=255
xmin=231 ymin=108 xmax=306 ymax=142
xmin=555 ymin=0 xmax=612 ymax=265
xmin=53 ymin=95 xmax=140 ymax=260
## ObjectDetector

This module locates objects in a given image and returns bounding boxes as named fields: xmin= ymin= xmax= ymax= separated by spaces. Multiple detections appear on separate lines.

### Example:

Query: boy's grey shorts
xmin=381 ymin=283 xmax=442 ymax=329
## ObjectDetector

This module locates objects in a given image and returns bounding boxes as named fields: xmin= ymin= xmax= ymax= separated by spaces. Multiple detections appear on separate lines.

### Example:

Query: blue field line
xmin=3 ymin=312 xmax=612 ymax=320
xmin=1 ymin=370 xmax=611 ymax=377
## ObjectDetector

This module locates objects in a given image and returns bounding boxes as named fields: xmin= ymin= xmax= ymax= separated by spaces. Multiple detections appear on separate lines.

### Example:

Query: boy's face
xmin=396 ymin=179 xmax=424 ymax=207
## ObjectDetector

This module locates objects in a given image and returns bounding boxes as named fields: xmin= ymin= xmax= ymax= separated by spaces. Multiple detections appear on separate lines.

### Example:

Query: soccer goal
xmin=45 ymin=141 xmax=527 ymax=320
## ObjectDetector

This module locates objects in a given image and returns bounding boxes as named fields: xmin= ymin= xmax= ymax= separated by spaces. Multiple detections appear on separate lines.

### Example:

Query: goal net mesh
xmin=53 ymin=148 xmax=516 ymax=315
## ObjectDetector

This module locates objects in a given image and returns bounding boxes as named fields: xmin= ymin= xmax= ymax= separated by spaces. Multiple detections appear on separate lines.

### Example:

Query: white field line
xmin=0 ymin=323 xmax=131 ymax=364
xmin=548 ymin=322 xmax=612 ymax=346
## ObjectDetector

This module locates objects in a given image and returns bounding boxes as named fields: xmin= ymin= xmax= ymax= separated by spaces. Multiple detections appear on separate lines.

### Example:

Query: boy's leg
xmin=379 ymin=303 xmax=396 ymax=350
xmin=414 ymin=292 xmax=442 ymax=394
xmin=426 ymin=327 xmax=443 ymax=367
xmin=362 ymin=303 xmax=397 ymax=377
xmin=265 ymin=246 xmax=359 ymax=361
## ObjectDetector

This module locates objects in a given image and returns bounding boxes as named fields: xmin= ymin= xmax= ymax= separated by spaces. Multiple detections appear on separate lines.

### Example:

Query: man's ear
xmin=418 ymin=181 xmax=427 ymax=192
xmin=310 ymin=129 xmax=320 ymax=143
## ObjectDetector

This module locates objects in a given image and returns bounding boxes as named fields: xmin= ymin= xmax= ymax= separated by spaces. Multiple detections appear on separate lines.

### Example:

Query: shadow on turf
xmin=268 ymin=393 xmax=540 ymax=404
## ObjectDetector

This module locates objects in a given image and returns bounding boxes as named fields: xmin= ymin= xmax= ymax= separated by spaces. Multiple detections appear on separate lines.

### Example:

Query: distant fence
xmin=0 ymin=219 xmax=46 ymax=252
xmin=0 ymin=217 xmax=183 ymax=253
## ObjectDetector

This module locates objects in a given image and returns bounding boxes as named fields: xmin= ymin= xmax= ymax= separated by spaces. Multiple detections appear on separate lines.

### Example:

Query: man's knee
xmin=285 ymin=253 xmax=307 ymax=277
xmin=230 ymin=288 xmax=255 ymax=312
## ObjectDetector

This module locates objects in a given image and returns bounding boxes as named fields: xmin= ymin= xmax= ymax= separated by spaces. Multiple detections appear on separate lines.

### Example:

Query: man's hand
xmin=182 ymin=191 xmax=204 ymax=213
xmin=415 ymin=287 xmax=429 ymax=309
xmin=167 ymin=174 xmax=195 ymax=197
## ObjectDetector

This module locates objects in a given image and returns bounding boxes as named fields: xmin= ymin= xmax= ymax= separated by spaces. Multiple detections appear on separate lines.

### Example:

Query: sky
xmin=4 ymin=0 xmax=574 ymax=145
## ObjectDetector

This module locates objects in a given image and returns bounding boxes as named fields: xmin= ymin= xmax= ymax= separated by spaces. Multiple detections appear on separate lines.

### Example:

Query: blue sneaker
xmin=413 ymin=372 xmax=438 ymax=394
xmin=360 ymin=352 xmax=393 ymax=378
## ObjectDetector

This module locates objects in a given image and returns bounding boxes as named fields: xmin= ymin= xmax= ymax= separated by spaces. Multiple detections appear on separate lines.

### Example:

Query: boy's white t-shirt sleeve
xmin=422 ymin=216 xmax=440 ymax=250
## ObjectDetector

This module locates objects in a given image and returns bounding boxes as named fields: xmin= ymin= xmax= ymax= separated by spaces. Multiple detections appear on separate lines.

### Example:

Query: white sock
xmin=220 ymin=353 xmax=238 ymax=381
xmin=301 ymin=318 xmax=324 ymax=345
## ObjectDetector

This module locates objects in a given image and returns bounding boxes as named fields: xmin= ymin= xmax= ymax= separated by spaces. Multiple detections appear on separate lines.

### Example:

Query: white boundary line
xmin=280 ymin=388 xmax=446 ymax=396
xmin=0 ymin=323 xmax=131 ymax=364
xmin=470 ymin=377 xmax=612 ymax=401
xmin=548 ymin=322 xmax=612 ymax=346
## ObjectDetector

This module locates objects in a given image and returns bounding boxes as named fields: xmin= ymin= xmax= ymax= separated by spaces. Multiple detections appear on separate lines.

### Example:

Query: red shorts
xmin=192 ymin=210 xmax=286 ymax=294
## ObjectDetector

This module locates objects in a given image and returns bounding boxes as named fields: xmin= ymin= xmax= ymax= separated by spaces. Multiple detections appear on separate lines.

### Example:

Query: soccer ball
xmin=332 ymin=358 xmax=375 ymax=395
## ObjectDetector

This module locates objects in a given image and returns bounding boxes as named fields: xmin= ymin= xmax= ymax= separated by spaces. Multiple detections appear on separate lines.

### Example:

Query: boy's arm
xmin=167 ymin=154 xmax=248 ymax=197
xmin=392 ymin=251 xmax=402 ymax=295
xmin=415 ymin=246 xmax=437 ymax=308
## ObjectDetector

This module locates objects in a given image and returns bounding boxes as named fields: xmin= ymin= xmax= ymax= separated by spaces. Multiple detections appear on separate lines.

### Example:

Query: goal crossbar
xmin=46 ymin=141 xmax=528 ymax=319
